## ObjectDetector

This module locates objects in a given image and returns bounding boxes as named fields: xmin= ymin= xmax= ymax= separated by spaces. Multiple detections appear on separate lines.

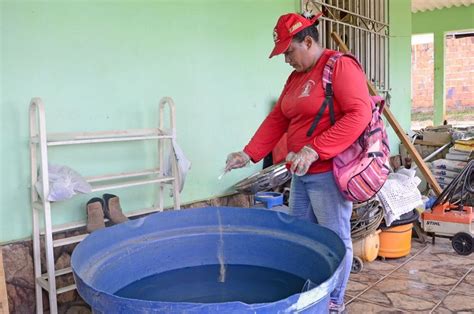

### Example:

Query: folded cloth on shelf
xmin=377 ymin=168 xmax=423 ymax=227
xmin=35 ymin=164 xmax=92 ymax=202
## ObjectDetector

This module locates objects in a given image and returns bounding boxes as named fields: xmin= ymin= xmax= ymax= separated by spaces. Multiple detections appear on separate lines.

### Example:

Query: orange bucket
xmin=378 ymin=223 xmax=413 ymax=258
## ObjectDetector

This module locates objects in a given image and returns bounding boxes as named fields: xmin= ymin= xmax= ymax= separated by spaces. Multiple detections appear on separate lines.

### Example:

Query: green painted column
xmin=388 ymin=0 xmax=412 ymax=154
xmin=433 ymin=32 xmax=446 ymax=125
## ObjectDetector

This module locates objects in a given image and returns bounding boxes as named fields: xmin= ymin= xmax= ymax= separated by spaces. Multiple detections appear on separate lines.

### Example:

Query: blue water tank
xmin=72 ymin=207 xmax=346 ymax=313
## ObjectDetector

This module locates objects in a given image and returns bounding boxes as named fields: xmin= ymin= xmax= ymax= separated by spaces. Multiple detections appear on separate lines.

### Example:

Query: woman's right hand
xmin=225 ymin=151 xmax=250 ymax=172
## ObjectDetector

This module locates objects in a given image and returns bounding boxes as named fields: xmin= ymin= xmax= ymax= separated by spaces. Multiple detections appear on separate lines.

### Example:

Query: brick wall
xmin=411 ymin=36 xmax=473 ymax=112
xmin=411 ymin=42 xmax=434 ymax=111
xmin=445 ymin=36 xmax=474 ymax=110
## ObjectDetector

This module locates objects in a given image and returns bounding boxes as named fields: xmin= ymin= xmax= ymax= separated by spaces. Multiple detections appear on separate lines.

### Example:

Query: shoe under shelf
xmin=31 ymin=128 xmax=173 ymax=146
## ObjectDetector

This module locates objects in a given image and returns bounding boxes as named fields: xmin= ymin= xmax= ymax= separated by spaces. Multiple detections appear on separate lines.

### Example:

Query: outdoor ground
xmin=411 ymin=109 xmax=474 ymax=130
xmin=345 ymin=237 xmax=474 ymax=313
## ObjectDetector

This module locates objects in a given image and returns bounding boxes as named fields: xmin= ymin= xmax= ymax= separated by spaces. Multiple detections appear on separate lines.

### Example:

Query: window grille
xmin=303 ymin=0 xmax=390 ymax=93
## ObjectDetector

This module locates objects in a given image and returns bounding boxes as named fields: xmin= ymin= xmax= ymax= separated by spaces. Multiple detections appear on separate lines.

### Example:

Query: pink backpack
xmin=307 ymin=52 xmax=390 ymax=202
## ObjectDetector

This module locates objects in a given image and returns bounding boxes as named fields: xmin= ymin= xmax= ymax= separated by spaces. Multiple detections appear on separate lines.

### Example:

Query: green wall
xmin=1 ymin=0 xmax=413 ymax=243
xmin=0 ymin=0 xmax=298 ymax=243
xmin=412 ymin=5 xmax=474 ymax=125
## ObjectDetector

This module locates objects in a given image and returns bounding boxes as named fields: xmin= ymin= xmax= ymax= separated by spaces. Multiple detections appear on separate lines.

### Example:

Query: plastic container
xmin=380 ymin=209 xmax=419 ymax=228
xmin=254 ymin=191 xmax=284 ymax=209
xmin=352 ymin=230 xmax=380 ymax=262
xmin=378 ymin=223 xmax=413 ymax=258
xmin=72 ymin=207 xmax=346 ymax=313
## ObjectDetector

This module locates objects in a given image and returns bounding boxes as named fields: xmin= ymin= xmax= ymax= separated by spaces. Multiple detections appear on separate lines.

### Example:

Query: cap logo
xmin=273 ymin=29 xmax=279 ymax=42
xmin=289 ymin=22 xmax=302 ymax=33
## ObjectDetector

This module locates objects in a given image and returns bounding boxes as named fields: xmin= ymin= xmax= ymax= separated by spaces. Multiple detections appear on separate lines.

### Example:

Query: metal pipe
xmin=412 ymin=143 xmax=452 ymax=169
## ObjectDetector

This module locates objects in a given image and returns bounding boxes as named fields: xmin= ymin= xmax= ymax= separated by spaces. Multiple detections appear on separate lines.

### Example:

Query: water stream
xmin=217 ymin=209 xmax=226 ymax=283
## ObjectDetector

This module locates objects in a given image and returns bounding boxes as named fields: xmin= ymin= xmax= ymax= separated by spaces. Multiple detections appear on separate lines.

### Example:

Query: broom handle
xmin=330 ymin=32 xmax=442 ymax=196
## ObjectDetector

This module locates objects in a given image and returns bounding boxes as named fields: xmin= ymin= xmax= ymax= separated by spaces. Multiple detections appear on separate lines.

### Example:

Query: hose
xmin=351 ymin=199 xmax=384 ymax=241
xmin=432 ymin=160 xmax=473 ymax=209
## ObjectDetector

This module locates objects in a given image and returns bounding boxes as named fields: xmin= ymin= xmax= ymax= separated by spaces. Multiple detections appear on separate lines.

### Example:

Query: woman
xmin=225 ymin=12 xmax=372 ymax=313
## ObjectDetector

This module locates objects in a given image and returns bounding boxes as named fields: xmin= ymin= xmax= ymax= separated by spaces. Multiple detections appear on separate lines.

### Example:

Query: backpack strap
xmin=306 ymin=52 xmax=362 ymax=137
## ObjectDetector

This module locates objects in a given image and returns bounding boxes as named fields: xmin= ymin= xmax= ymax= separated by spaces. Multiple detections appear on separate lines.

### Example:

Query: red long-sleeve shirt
xmin=243 ymin=49 xmax=372 ymax=174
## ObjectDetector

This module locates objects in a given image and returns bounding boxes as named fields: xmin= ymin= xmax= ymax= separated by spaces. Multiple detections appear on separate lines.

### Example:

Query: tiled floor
xmin=345 ymin=237 xmax=474 ymax=313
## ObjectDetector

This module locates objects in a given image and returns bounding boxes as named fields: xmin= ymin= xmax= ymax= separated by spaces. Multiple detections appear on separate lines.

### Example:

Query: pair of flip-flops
xmin=86 ymin=193 xmax=128 ymax=233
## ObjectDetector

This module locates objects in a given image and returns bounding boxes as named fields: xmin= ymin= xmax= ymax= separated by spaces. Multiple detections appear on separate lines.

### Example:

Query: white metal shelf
xmin=53 ymin=234 xmax=87 ymax=248
xmin=89 ymin=175 xmax=174 ymax=192
xmin=30 ymin=128 xmax=174 ymax=146
xmin=29 ymin=97 xmax=182 ymax=314
xmin=41 ymin=267 xmax=72 ymax=279
xmin=36 ymin=277 xmax=76 ymax=295
xmin=40 ymin=205 xmax=163 ymax=236
xmin=57 ymin=284 xmax=76 ymax=295
xmin=85 ymin=168 xmax=160 ymax=183
xmin=33 ymin=171 xmax=173 ymax=210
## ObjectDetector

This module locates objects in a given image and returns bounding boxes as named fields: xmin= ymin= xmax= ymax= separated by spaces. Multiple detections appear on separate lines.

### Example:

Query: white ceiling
xmin=412 ymin=0 xmax=474 ymax=12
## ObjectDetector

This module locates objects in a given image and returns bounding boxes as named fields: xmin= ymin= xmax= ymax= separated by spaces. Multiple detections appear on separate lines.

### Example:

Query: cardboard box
xmin=422 ymin=131 xmax=452 ymax=145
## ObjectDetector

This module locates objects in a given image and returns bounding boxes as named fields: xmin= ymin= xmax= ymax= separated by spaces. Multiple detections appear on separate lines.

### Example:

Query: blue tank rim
xmin=71 ymin=206 xmax=346 ymax=312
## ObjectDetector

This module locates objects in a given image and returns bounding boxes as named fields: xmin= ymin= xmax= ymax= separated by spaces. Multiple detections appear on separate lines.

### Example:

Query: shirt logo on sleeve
xmin=298 ymin=80 xmax=315 ymax=98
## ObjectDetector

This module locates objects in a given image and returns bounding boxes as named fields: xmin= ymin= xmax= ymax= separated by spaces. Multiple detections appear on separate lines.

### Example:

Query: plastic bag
xmin=35 ymin=164 xmax=92 ymax=202
xmin=163 ymin=130 xmax=191 ymax=195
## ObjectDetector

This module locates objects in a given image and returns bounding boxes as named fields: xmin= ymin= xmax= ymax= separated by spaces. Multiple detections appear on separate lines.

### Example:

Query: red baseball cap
xmin=269 ymin=12 xmax=323 ymax=58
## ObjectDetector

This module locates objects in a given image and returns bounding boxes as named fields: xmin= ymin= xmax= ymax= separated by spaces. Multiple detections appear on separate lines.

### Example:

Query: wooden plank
xmin=330 ymin=32 xmax=442 ymax=196
xmin=0 ymin=250 xmax=9 ymax=314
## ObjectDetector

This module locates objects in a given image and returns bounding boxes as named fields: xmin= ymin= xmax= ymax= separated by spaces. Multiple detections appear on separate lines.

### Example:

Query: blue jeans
xmin=289 ymin=171 xmax=353 ymax=305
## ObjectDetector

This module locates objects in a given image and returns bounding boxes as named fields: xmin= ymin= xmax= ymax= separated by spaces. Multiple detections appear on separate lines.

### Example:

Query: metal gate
xmin=302 ymin=0 xmax=389 ymax=94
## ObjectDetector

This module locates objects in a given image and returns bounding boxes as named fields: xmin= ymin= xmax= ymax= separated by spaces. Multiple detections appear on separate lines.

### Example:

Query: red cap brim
xmin=311 ymin=12 xmax=324 ymax=23
xmin=269 ymin=37 xmax=292 ymax=58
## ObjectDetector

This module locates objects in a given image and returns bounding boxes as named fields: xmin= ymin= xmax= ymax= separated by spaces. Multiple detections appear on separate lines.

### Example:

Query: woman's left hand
xmin=286 ymin=146 xmax=319 ymax=176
